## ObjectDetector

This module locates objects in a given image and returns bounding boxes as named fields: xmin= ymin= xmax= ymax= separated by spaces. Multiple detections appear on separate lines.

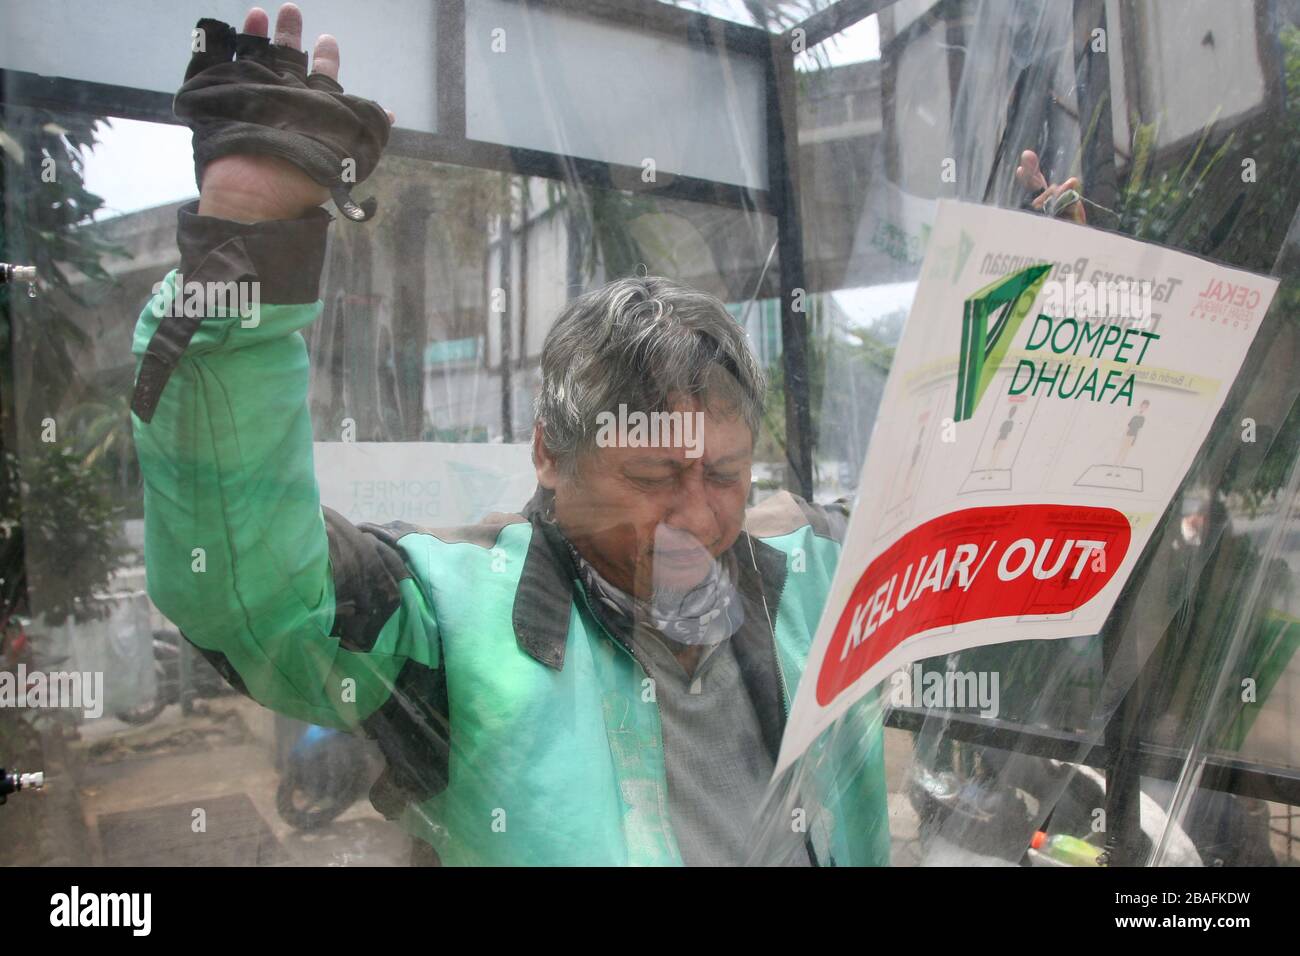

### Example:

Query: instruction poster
xmin=775 ymin=199 xmax=1280 ymax=774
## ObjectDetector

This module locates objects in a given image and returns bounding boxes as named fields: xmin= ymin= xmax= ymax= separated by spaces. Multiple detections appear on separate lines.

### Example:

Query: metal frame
xmin=766 ymin=28 xmax=814 ymax=499
xmin=887 ymin=707 xmax=1300 ymax=807
xmin=3 ymin=0 xmax=1299 ymax=864
xmin=812 ymin=0 xmax=1300 ymax=867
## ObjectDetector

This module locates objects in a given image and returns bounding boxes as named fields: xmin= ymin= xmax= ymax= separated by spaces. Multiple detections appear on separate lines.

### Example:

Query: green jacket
xmin=130 ymin=203 xmax=890 ymax=866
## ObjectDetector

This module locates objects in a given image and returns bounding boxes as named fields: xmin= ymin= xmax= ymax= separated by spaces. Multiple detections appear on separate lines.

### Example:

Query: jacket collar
xmin=511 ymin=487 xmax=578 ymax=670
xmin=727 ymin=528 xmax=792 ymax=757
xmin=511 ymin=485 xmax=790 ymax=677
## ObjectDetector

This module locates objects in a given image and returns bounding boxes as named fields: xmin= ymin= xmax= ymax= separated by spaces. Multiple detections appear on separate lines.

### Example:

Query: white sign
xmin=313 ymin=441 xmax=536 ymax=528
xmin=776 ymin=200 xmax=1279 ymax=774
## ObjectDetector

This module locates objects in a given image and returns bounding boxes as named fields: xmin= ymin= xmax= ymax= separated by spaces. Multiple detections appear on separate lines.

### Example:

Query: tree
xmin=0 ymin=109 xmax=129 ymax=626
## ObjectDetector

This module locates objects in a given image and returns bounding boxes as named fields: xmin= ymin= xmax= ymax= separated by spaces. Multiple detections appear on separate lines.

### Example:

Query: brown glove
xmin=175 ymin=17 xmax=390 ymax=221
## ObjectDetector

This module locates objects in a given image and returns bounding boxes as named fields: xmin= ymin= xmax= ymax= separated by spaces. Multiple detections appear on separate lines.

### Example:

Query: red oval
xmin=815 ymin=504 xmax=1131 ymax=706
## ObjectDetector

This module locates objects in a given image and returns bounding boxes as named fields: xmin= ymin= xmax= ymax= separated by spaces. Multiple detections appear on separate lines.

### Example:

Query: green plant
xmin=0 ymin=110 xmax=130 ymax=626
xmin=10 ymin=446 xmax=125 ymax=625
xmin=1113 ymin=113 xmax=1236 ymax=248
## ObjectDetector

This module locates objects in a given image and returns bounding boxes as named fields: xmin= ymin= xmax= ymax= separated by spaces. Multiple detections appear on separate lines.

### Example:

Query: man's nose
xmin=663 ymin=470 xmax=721 ymax=547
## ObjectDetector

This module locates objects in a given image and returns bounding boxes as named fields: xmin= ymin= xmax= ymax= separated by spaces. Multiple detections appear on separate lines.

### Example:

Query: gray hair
xmin=534 ymin=276 xmax=767 ymax=477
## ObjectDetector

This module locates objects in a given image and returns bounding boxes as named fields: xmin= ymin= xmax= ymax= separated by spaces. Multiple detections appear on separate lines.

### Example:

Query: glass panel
xmin=748 ymin=0 xmax=1300 ymax=868
xmin=0 ymin=0 xmax=439 ymax=133
xmin=466 ymin=0 xmax=768 ymax=188
xmin=2 ymin=0 xmax=1297 ymax=871
xmin=1 ymin=62 xmax=775 ymax=864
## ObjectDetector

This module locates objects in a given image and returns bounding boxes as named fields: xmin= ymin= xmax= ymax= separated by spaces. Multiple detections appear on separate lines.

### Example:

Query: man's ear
xmin=533 ymin=422 xmax=559 ymax=490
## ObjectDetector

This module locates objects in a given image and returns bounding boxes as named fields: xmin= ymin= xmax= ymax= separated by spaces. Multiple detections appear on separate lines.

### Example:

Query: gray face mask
xmin=566 ymin=525 xmax=746 ymax=647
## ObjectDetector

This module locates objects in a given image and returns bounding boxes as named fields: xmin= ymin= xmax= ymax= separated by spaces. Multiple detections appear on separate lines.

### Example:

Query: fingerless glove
xmin=175 ymin=16 xmax=390 ymax=221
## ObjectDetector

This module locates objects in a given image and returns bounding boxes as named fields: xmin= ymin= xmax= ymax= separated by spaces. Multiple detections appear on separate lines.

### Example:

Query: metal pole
xmin=498 ymin=180 xmax=514 ymax=442
xmin=768 ymin=34 xmax=814 ymax=500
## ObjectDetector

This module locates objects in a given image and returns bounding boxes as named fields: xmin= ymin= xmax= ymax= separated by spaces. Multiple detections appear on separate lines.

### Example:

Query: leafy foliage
xmin=6 ymin=446 xmax=125 ymax=625
xmin=1 ymin=110 xmax=129 ymax=626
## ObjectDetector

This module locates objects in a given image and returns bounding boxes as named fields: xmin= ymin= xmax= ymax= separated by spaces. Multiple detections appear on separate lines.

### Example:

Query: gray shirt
xmin=627 ymin=623 xmax=811 ymax=866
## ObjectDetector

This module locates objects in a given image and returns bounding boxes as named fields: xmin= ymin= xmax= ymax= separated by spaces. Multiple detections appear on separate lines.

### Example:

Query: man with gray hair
xmin=132 ymin=3 xmax=890 ymax=866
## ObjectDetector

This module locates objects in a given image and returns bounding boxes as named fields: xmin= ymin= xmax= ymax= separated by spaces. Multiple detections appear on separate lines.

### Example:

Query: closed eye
xmin=630 ymin=474 xmax=675 ymax=488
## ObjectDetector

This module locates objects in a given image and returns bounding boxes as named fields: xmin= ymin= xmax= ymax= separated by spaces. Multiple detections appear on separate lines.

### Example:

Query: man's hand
xmin=195 ymin=4 xmax=395 ymax=224
xmin=1015 ymin=149 xmax=1086 ymax=225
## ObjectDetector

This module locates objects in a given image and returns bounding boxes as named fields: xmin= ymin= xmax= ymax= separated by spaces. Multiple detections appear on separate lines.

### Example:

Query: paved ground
xmin=8 ymin=694 xmax=410 ymax=867
xmin=4 ymin=697 xmax=919 ymax=867
xmin=2 ymin=695 xmax=1293 ymax=866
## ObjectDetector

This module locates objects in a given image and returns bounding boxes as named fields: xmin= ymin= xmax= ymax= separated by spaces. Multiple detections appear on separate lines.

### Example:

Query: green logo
xmin=955 ymin=263 xmax=1052 ymax=422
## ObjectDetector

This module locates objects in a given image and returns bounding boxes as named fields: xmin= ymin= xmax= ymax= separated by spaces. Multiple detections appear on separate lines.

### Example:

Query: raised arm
xmin=131 ymin=8 xmax=446 ymax=810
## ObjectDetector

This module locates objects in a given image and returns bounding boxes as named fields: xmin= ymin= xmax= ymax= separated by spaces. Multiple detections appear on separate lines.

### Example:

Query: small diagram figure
xmin=989 ymin=403 xmax=1018 ymax=468
xmin=1074 ymin=399 xmax=1149 ymax=493
xmin=876 ymin=389 xmax=949 ymax=542
xmin=1111 ymin=400 xmax=1149 ymax=475
xmin=901 ymin=409 xmax=930 ymax=496
xmin=959 ymin=392 xmax=1031 ymax=494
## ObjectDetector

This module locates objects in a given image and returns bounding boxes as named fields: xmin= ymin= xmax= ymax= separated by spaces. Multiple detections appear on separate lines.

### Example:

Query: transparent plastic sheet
xmin=0 ymin=2 xmax=787 ymax=866
xmin=1155 ymin=380 xmax=1300 ymax=865
xmin=0 ymin=0 xmax=1295 ymax=869
xmin=749 ymin=0 xmax=1300 ymax=866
